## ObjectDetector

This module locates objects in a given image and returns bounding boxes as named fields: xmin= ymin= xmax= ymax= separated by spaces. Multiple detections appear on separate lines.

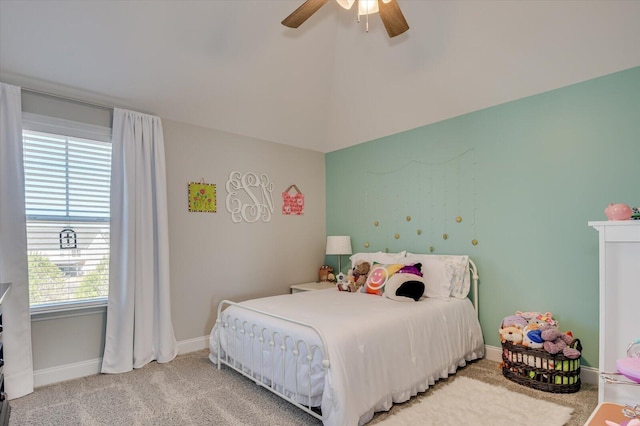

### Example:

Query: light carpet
xmin=378 ymin=376 xmax=573 ymax=426
xmin=10 ymin=351 xmax=595 ymax=425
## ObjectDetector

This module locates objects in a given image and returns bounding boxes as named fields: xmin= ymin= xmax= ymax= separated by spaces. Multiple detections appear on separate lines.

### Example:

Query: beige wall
xmin=31 ymin=117 xmax=326 ymax=372
xmin=163 ymin=119 xmax=326 ymax=340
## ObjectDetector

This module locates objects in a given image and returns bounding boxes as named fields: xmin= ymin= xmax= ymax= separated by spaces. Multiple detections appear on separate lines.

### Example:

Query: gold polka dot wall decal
xmin=394 ymin=233 xmax=400 ymax=239
xmin=374 ymin=221 xmax=379 ymax=227
xmin=442 ymin=233 xmax=448 ymax=240
xmin=456 ymin=216 xmax=462 ymax=223
xmin=406 ymin=216 xmax=411 ymax=221
xmin=472 ymin=239 xmax=478 ymax=246
xmin=429 ymin=246 xmax=435 ymax=252
xmin=364 ymin=242 xmax=370 ymax=248
xmin=417 ymin=229 xmax=422 ymax=235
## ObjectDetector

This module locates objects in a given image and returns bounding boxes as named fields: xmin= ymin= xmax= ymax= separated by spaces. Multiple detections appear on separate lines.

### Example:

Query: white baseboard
xmin=484 ymin=344 xmax=599 ymax=386
xmin=33 ymin=340 xmax=598 ymax=389
xmin=33 ymin=335 xmax=211 ymax=388
xmin=177 ymin=335 xmax=209 ymax=354
xmin=34 ymin=357 xmax=103 ymax=388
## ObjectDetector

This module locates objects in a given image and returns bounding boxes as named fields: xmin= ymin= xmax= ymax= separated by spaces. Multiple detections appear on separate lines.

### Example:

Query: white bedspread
xmin=209 ymin=289 xmax=484 ymax=426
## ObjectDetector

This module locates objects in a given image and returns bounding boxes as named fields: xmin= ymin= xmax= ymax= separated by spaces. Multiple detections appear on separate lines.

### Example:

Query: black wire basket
xmin=501 ymin=339 xmax=582 ymax=393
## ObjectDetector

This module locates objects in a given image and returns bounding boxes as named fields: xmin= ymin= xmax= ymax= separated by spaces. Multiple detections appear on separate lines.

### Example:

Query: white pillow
xmin=349 ymin=251 xmax=406 ymax=269
xmin=403 ymin=254 xmax=470 ymax=299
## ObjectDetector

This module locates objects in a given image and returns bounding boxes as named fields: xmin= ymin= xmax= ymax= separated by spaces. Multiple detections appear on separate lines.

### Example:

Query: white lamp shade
xmin=325 ymin=236 xmax=353 ymax=255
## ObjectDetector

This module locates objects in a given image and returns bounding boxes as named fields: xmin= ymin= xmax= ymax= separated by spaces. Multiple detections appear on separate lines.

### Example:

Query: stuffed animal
xmin=501 ymin=314 xmax=528 ymax=330
xmin=318 ymin=265 xmax=333 ymax=282
xmin=515 ymin=311 xmax=542 ymax=322
xmin=499 ymin=326 xmax=523 ymax=344
xmin=352 ymin=261 xmax=371 ymax=290
xmin=530 ymin=311 xmax=558 ymax=328
xmin=515 ymin=311 xmax=558 ymax=328
xmin=522 ymin=323 xmax=544 ymax=349
xmin=541 ymin=324 xmax=581 ymax=359
xmin=338 ymin=271 xmax=359 ymax=292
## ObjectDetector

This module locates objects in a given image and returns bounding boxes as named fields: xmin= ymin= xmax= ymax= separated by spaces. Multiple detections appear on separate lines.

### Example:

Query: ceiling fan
xmin=282 ymin=0 xmax=409 ymax=38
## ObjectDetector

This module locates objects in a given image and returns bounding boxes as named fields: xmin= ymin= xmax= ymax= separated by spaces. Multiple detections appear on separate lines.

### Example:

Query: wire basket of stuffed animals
xmin=499 ymin=312 xmax=582 ymax=393
xmin=501 ymin=339 xmax=582 ymax=393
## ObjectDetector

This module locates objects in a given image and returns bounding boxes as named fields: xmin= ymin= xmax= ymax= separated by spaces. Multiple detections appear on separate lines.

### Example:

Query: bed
xmin=209 ymin=252 xmax=485 ymax=425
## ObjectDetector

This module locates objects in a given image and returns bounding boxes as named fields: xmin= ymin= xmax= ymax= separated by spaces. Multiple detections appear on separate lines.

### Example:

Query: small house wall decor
xmin=282 ymin=184 xmax=304 ymax=215
xmin=188 ymin=180 xmax=216 ymax=213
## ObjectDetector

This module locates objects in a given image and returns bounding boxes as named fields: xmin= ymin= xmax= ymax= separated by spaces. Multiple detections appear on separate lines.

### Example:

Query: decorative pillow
xmin=383 ymin=273 xmax=426 ymax=302
xmin=403 ymin=254 xmax=470 ymax=299
xmin=349 ymin=251 xmax=406 ymax=270
xmin=397 ymin=263 xmax=422 ymax=277
xmin=364 ymin=263 xmax=404 ymax=295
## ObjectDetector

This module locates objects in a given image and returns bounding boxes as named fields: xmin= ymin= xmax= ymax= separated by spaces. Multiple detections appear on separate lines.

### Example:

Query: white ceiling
xmin=2 ymin=1 xmax=640 ymax=153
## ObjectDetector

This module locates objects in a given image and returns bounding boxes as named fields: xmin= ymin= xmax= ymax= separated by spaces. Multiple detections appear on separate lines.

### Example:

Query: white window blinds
xmin=23 ymin=126 xmax=112 ymax=310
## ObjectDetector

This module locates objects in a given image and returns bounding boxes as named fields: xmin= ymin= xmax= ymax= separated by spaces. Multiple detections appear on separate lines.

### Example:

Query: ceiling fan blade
xmin=282 ymin=0 xmax=330 ymax=29
xmin=378 ymin=0 xmax=409 ymax=38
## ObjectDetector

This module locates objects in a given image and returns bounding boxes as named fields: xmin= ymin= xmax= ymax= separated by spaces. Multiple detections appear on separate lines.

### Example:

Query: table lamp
xmin=325 ymin=236 xmax=352 ymax=274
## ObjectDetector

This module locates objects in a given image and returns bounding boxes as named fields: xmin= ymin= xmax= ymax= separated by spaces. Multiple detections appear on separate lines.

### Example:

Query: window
xmin=23 ymin=116 xmax=112 ymax=312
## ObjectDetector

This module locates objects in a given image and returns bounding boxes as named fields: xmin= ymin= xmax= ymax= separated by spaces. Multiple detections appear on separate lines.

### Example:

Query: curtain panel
xmin=101 ymin=108 xmax=177 ymax=374
xmin=0 ymin=82 xmax=34 ymax=399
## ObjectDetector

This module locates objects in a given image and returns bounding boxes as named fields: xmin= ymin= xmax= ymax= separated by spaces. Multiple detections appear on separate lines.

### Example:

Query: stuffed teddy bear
xmin=499 ymin=326 xmax=523 ymax=345
xmin=541 ymin=324 xmax=581 ymax=359
xmin=352 ymin=261 xmax=371 ymax=290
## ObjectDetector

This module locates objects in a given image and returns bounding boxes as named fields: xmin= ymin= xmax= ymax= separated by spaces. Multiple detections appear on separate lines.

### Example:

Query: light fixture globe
xmin=336 ymin=0 xmax=355 ymax=9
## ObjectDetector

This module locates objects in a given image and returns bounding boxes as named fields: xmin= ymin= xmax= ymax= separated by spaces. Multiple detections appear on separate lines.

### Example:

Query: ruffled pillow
xmin=403 ymin=254 xmax=470 ymax=299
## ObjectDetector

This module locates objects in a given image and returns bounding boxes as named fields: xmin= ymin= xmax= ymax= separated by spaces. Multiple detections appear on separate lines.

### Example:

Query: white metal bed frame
xmin=215 ymin=258 xmax=479 ymax=422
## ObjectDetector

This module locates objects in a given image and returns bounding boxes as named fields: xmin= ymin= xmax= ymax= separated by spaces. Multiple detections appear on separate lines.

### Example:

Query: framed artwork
xmin=188 ymin=181 xmax=216 ymax=213
xmin=282 ymin=184 xmax=304 ymax=215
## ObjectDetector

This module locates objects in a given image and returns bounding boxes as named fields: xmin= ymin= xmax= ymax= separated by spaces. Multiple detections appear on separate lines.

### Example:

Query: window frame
xmin=22 ymin=113 xmax=112 ymax=315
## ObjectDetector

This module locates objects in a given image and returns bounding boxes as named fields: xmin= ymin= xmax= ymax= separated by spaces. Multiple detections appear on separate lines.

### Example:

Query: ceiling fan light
xmin=336 ymin=0 xmax=355 ymax=9
xmin=382 ymin=0 xmax=392 ymax=3
xmin=358 ymin=0 xmax=379 ymax=15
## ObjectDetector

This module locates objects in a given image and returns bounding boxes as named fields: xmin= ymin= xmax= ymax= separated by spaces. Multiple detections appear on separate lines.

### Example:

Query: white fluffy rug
xmin=378 ymin=377 xmax=574 ymax=426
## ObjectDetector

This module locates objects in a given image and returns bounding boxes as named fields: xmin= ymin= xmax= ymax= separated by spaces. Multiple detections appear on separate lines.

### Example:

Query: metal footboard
xmin=215 ymin=300 xmax=330 ymax=421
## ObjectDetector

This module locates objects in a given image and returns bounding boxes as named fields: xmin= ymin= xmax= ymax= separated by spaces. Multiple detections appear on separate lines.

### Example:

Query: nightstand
xmin=290 ymin=282 xmax=336 ymax=293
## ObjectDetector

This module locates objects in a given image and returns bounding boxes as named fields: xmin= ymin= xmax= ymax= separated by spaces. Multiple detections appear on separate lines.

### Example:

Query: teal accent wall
xmin=326 ymin=66 xmax=640 ymax=368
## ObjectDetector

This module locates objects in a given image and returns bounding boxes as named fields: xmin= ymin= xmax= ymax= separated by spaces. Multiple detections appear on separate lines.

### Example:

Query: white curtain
xmin=0 ymin=82 xmax=34 ymax=398
xmin=101 ymin=108 xmax=177 ymax=374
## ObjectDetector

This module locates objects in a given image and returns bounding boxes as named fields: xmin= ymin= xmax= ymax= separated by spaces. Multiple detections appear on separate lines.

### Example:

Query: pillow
xmin=403 ymin=254 xmax=470 ymax=299
xmin=364 ymin=263 xmax=404 ymax=295
xmin=397 ymin=263 xmax=422 ymax=277
xmin=383 ymin=273 xmax=426 ymax=302
xmin=349 ymin=251 xmax=406 ymax=270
